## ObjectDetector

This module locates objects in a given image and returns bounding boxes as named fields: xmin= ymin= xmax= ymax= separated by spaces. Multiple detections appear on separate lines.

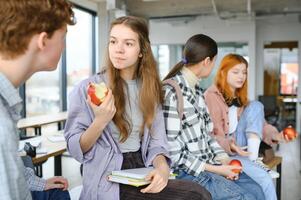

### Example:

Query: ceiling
xmin=88 ymin=0 xmax=301 ymax=19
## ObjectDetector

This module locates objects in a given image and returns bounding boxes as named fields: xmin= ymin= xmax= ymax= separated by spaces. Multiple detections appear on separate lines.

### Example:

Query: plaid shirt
xmin=0 ymin=73 xmax=45 ymax=200
xmin=163 ymin=72 xmax=228 ymax=177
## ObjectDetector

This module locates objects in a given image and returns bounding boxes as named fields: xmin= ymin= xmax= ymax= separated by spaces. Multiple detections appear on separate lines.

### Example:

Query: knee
xmin=246 ymin=101 xmax=264 ymax=115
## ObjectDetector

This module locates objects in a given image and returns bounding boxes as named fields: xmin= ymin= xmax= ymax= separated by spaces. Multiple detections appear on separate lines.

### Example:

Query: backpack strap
xmin=163 ymin=79 xmax=184 ymax=120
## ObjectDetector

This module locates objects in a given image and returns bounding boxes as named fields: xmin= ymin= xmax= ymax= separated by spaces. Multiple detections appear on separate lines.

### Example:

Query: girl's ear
xmin=203 ymin=56 xmax=211 ymax=66
xmin=37 ymin=32 xmax=48 ymax=50
xmin=138 ymin=53 xmax=143 ymax=58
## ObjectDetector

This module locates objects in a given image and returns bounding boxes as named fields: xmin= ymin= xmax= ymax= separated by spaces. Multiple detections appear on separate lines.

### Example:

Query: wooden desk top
xmin=17 ymin=111 xmax=68 ymax=129
xmin=31 ymin=131 xmax=67 ymax=164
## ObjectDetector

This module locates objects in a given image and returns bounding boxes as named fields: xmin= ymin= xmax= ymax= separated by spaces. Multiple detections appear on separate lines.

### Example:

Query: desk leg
xmin=54 ymin=155 xmax=62 ymax=176
xmin=276 ymin=163 xmax=282 ymax=200
xmin=34 ymin=127 xmax=41 ymax=136
xmin=35 ymin=165 xmax=43 ymax=177
xmin=58 ymin=121 xmax=65 ymax=131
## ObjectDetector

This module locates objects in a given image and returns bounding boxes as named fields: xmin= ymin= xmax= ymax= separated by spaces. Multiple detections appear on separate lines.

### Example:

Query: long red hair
xmin=215 ymin=54 xmax=249 ymax=106
xmin=105 ymin=16 xmax=163 ymax=142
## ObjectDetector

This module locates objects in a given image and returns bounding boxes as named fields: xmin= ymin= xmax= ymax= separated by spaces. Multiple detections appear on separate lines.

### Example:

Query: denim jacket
xmin=64 ymin=72 xmax=171 ymax=200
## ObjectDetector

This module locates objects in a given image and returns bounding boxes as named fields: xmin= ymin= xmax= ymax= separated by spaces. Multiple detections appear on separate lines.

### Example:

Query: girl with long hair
xmin=204 ymin=53 xmax=283 ymax=200
xmin=64 ymin=16 xmax=210 ymax=200
xmin=163 ymin=34 xmax=264 ymax=200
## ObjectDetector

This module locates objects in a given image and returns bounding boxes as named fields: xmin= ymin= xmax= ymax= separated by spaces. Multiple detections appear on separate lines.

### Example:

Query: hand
xmin=272 ymin=131 xmax=289 ymax=143
xmin=230 ymin=142 xmax=250 ymax=157
xmin=87 ymin=89 xmax=116 ymax=126
xmin=44 ymin=176 xmax=69 ymax=191
xmin=220 ymin=158 xmax=231 ymax=165
xmin=215 ymin=165 xmax=241 ymax=181
xmin=140 ymin=168 xmax=169 ymax=193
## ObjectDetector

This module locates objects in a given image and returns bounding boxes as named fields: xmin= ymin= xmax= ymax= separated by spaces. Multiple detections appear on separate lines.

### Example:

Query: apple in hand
xmin=87 ymin=82 xmax=108 ymax=106
xmin=229 ymin=159 xmax=242 ymax=174
xmin=283 ymin=125 xmax=298 ymax=141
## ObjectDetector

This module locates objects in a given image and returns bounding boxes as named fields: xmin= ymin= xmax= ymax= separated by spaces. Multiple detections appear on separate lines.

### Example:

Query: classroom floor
xmin=42 ymin=134 xmax=301 ymax=200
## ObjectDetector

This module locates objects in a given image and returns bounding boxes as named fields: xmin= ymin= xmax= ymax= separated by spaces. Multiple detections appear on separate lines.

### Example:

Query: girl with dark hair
xmin=64 ymin=16 xmax=211 ymax=200
xmin=163 ymin=34 xmax=265 ymax=200
xmin=204 ymin=53 xmax=285 ymax=200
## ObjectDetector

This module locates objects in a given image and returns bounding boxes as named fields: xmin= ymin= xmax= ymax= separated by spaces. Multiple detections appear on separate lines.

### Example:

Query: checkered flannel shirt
xmin=163 ymin=72 xmax=228 ymax=177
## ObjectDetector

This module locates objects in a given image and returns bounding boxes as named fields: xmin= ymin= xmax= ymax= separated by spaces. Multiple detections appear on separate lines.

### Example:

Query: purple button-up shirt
xmin=64 ymin=73 xmax=171 ymax=200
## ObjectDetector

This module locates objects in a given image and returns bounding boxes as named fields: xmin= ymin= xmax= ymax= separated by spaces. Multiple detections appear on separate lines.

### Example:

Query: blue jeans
xmin=31 ymin=189 xmax=70 ymax=200
xmin=233 ymin=156 xmax=277 ymax=200
xmin=176 ymin=170 xmax=265 ymax=200
xmin=236 ymin=101 xmax=264 ymax=147
xmin=234 ymin=101 xmax=276 ymax=200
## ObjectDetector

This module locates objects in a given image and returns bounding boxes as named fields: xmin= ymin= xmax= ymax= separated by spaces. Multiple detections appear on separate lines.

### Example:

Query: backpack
xmin=163 ymin=79 xmax=184 ymax=120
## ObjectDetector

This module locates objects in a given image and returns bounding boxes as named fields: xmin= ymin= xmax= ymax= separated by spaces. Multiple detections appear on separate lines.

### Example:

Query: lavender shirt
xmin=64 ymin=73 xmax=171 ymax=200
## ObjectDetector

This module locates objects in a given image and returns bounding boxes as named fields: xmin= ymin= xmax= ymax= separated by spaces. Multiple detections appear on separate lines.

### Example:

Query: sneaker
xmin=253 ymin=158 xmax=280 ymax=179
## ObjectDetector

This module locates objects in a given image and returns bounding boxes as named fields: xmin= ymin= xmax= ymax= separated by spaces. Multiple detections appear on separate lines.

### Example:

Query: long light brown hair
xmin=106 ymin=16 xmax=163 ymax=142
xmin=215 ymin=54 xmax=249 ymax=106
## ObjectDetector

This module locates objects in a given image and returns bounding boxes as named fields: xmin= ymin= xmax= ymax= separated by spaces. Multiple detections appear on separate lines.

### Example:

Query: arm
xmin=163 ymin=87 xmax=207 ymax=177
xmin=0 ymin=121 xmax=30 ymax=199
xmin=207 ymin=133 xmax=230 ymax=162
xmin=262 ymin=122 xmax=284 ymax=145
xmin=79 ymin=90 xmax=115 ymax=153
xmin=144 ymin=106 xmax=172 ymax=167
xmin=204 ymin=91 xmax=234 ymax=154
xmin=24 ymin=167 xmax=46 ymax=191
xmin=204 ymin=163 xmax=241 ymax=180
xmin=24 ymin=167 xmax=69 ymax=191
xmin=64 ymin=80 xmax=115 ymax=162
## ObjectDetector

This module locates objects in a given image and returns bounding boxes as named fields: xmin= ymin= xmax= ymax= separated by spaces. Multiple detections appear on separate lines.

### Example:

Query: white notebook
xmin=108 ymin=167 xmax=176 ymax=187
xmin=111 ymin=167 xmax=154 ymax=179
xmin=107 ymin=174 xmax=151 ymax=187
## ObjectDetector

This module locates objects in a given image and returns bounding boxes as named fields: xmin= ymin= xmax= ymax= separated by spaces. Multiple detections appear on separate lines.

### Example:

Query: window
xmin=25 ymin=63 xmax=61 ymax=117
xmin=66 ymin=7 xmax=96 ymax=102
xmin=280 ymin=48 xmax=298 ymax=95
xmin=24 ymin=6 xmax=98 ymax=117
xmin=152 ymin=45 xmax=182 ymax=80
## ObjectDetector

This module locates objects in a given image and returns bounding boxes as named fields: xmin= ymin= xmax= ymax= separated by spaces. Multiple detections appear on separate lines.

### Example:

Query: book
xmin=107 ymin=174 xmax=151 ymax=187
xmin=107 ymin=167 xmax=176 ymax=187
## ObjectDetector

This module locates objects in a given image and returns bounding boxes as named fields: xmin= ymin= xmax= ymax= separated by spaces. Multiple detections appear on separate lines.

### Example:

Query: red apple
xmin=229 ymin=159 xmax=242 ymax=174
xmin=87 ymin=82 xmax=108 ymax=106
xmin=283 ymin=126 xmax=298 ymax=141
